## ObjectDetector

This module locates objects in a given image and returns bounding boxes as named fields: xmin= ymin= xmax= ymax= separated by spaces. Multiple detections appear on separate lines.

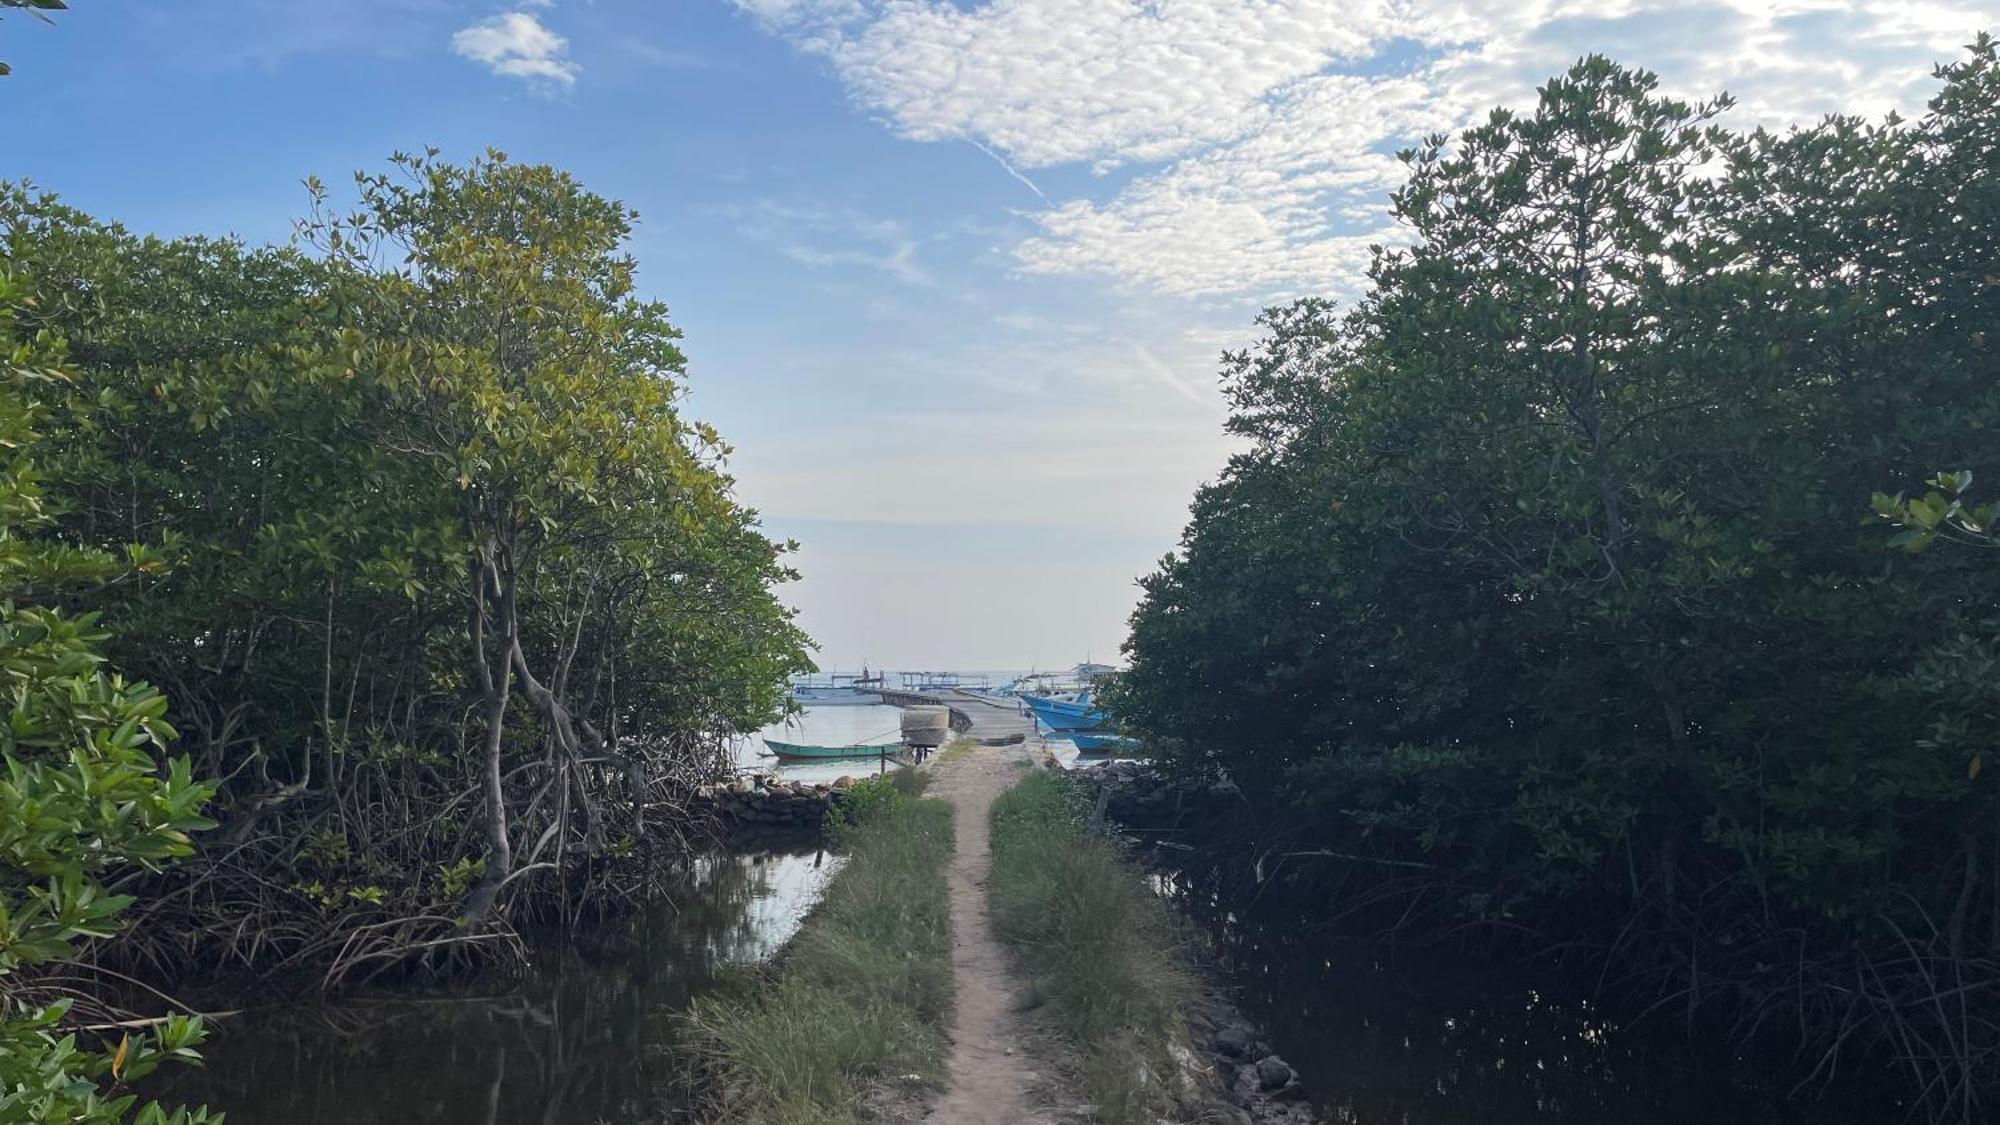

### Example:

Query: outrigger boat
xmin=763 ymin=737 xmax=900 ymax=761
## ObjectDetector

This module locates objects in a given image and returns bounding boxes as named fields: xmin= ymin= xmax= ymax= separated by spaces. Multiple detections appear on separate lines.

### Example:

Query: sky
xmin=4 ymin=0 xmax=1993 ymax=671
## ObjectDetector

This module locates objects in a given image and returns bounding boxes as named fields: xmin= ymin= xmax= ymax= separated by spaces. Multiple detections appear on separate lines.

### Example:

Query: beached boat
xmin=762 ymin=737 xmax=900 ymax=761
xmin=1068 ymin=730 xmax=1137 ymax=754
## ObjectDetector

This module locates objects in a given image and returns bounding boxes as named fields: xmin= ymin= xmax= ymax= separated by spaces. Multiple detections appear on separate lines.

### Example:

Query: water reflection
xmin=734 ymin=704 xmax=906 ymax=785
xmin=153 ymin=848 xmax=840 ymax=1124
xmin=1154 ymin=861 xmax=1897 ymax=1125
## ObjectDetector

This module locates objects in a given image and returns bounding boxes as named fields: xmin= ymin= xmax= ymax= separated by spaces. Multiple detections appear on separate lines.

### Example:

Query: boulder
xmin=1230 ymin=1066 xmax=1260 ymax=1107
xmin=1254 ymin=1056 xmax=1294 ymax=1091
xmin=1212 ymin=1025 xmax=1254 ymax=1059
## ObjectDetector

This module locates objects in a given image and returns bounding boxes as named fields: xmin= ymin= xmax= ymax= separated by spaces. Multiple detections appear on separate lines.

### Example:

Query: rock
xmin=1212 ymin=1025 xmax=1254 ymax=1059
xmin=1231 ymin=1065 xmax=1261 ymax=1106
xmin=832 ymin=775 xmax=855 ymax=789
xmin=1270 ymin=1078 xmax=1307 ymax=1102
xmin=1254 ymin=1056 xmax=1294 ymax=1091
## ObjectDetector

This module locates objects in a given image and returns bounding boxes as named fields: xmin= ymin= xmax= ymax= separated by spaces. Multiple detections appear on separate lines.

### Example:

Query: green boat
xmin=762 ymin=738 xmax=900 ymax=761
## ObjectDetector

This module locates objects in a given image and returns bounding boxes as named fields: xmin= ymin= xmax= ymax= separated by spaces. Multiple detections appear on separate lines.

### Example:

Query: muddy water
xmin=150 ymin=846 xmax=840 ymax=1124
xmin=1153 ymin=859 xmax=1903 ymax=1125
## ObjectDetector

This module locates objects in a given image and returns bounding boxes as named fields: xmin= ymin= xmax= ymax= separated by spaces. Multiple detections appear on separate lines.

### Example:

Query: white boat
xmin=788 ymin=667 xmax=886 ymax=707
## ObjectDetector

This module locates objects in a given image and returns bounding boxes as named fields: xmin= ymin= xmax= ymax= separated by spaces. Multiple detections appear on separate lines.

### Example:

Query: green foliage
xmin=0 ymin=150 xmax=814 ymax=971
xmin=433 ymin=857 xmax=484 ymax=903
xmin=1876 ymin=471 xmax=1996 ymax=553
xmin=822 ymin=773 xmax=910 ymax=846
xmin=688 ymin=795 xmax=953 ymax=1125
xmin=0 ymin=271 xmax=218 ymax=1120
xmin=1111 ymin=41 xmax=2000 ymax=1114
xmin=0 ymin=1 xmax=68 ymax=78
xmin=989 ymin=771 xmax=1191 ymax=1125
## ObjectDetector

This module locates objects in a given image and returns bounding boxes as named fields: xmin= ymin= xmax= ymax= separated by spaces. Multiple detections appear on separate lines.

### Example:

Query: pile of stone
xmin=1190 ymin=1007 xmax=1319 ymax=1124
xmin=690 ymin=773 xmax=860 ymax=830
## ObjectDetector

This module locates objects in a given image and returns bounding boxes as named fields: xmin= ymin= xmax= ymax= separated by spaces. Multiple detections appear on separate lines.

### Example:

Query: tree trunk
xmin=461 ymin=547 xmax=516 ymax=924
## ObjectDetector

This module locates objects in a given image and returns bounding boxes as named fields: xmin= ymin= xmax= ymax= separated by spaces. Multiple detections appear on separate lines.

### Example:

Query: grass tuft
xmin=989 ymin=769 xmax=1195 ymax=1124
xmin=688 ymin=785 xmax=953 ymax=1124
xmin=932 ymin=735 xmax=975 ymax=764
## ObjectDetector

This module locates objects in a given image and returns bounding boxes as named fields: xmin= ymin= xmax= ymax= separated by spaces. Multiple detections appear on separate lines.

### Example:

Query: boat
xmin=788 ymin=666 xmax=886 ymax=707
xmin=788 ymin=684 xmax=883 ymax=707
xmin=1023 ymin=690 xmax=1105 ymax=731
xmin=1068 ymin=729 xmax=1138 ymax=754
xmin=762 ymin=738 xmax=900 ymax=761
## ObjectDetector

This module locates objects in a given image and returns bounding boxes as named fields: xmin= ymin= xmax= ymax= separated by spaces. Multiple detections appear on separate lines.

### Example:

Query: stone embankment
xmin=690 ymin=772 xmax=866 ymax=832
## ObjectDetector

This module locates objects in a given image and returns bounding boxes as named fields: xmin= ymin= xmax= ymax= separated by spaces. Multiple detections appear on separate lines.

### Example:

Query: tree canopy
xmin=0 ymin=150 xmax=813 ymax=990
xmin=1112 ymin=40 xmax=2000 ymax=1119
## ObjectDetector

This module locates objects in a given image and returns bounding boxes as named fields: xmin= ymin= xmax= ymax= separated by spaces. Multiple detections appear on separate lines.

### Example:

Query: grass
xmin=688 ymin=767 xmax=953 ymax=1124
xmin=988 ymin=769 xmax=1196 ymax=1124
xmin=932 ymin=734 xmax=975 ymax=764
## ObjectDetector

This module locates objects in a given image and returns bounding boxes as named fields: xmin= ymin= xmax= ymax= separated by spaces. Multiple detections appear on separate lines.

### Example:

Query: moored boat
xmin=1068 ymin=730 xmax=1138 ymax=754
xmin=1023 ymin=691 xmax=1105 ymax=731
xmin=788 ymin=684 xmax=883 ymax=706
xmin=762 ymin=737 xmax=899 ymax=761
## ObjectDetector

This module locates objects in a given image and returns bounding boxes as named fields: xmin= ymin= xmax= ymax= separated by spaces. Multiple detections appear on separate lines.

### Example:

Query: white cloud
xmin=451 ymin=11 xmax=577 ymax=86
xmin=723 ymin=200 xmax=937 ymax=286
xmin=739 ymin=0 xmax=1996 ymax=301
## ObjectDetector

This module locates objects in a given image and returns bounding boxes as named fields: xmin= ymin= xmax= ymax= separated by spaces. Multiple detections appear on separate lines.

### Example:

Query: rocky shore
xmin=689 ymin=772 xmax=862 ymax=831
xmin=1185 ymin=990 xmax=1320 ymax=1125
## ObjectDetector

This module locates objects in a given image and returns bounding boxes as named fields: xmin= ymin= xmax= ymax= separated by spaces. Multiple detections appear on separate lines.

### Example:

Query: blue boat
xmin=1068 ymin=730 xmax=1137 ymax=754
xmin=1022 ymin=691 xmax=1105 ymax=732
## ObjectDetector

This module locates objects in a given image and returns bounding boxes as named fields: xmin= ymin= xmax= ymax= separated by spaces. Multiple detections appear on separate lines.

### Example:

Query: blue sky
xmin=6 ymin=0 xmax=1991 ymax=669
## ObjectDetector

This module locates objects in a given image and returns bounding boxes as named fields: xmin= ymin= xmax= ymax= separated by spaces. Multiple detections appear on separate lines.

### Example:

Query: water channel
xmin=147 ymin=699 xmax=1901 ymax=1123
xmin=149 ymin=844 xmax=838 ymax=1123
xmin=146 ymin=706 xmax=906 ymax=1123
xmin=1154 ymin=853 xmax=1905 ymax=1125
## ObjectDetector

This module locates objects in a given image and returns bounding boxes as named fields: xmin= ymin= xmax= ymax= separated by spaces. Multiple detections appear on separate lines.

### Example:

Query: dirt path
xmin=922 ymin=741 xmax=1063 ymax=1125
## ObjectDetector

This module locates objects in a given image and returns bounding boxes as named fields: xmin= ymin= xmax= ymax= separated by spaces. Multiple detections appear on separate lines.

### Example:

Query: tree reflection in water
xmin=1153 ymin=858 xmax=1900 ymax=1125
xmin=150 ymin=846 xmax=839 ymax=1124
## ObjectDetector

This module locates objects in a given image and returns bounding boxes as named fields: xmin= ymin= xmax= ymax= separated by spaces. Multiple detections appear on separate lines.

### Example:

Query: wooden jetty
xmin=888 ymin=689 xmax=1036 ymax=744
